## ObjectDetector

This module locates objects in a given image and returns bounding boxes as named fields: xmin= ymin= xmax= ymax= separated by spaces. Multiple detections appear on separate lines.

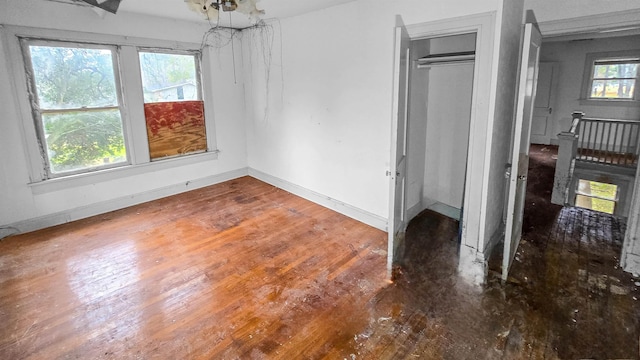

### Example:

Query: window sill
xmin=29 ymin=150 xmax=219 ymax=195
xmin=579 ymin=98 xmax=640 ymax=107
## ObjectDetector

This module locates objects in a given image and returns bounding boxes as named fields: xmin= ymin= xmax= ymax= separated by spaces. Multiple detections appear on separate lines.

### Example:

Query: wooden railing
xmin=573 ymin=112 xmax=640 ymax=167
xmin=551 ymin=111 xmax=640 ymax=205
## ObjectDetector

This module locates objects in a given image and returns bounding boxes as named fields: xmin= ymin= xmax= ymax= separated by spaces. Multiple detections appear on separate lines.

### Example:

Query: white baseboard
xmin=421 ymin=198 xmax=461 ymax=220
xmin=248 ymin=169 xmax=388 ymax=231
xmin=2 ymin=167 xmax=389 ymax=239
xmin=406 ymin=202 xmax=423 ymax=223
xmin=2 ymin=168 xmax=248 ymax=238
xmin=407 ymin=201 xmax=462 ymax=223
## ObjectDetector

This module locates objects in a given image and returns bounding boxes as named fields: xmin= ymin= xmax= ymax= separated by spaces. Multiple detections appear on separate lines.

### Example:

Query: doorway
xmin=405 ymin=33 xmax=476 ymax=229
xmin=388 ymin=13 xmax=498 ymax=282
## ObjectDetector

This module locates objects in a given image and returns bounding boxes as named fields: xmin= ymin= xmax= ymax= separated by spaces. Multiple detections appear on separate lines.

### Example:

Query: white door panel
xmin=530 ymin=62 xmax=558 ymax=145
xmin=388 ymin=23 xmax=410 ymax=277
xmin=503 ymin=22 xmax=542 ymax=281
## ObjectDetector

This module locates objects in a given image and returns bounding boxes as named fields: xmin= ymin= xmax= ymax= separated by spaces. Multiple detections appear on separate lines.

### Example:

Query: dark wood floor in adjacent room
xmin=1 ymin=170 xmax=639 ymax=359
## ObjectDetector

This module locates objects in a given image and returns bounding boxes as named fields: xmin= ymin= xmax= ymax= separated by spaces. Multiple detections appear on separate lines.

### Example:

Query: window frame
xmin=137 ymin=48 xmax=203 ymax=103
xmin=3 ymin=25 xmax=218 ymax=189
xmin=574 ymin=179 xmax=618 ymax=215
xmin=22 ymin=39 xmax=131 ymax=178
xmin=137 ymin=48 xmax=208 ymax=161
xmin=581 ymin=50 xmax=640 ymax=106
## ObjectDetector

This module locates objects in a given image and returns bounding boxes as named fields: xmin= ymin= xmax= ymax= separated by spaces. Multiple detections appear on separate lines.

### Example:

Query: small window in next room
xmin=582 ymin=51 xmax=640 ymax=102
xmin=575 ymin=179 xmax=618 ymax=215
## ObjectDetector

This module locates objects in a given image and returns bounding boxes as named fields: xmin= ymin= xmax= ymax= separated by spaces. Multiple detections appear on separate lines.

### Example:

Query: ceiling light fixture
xmin=184 ymin=0 xmax=264 ymax=22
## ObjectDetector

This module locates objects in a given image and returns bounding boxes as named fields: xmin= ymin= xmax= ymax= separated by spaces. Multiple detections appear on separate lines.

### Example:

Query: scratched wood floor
xmin=0 ymin=177 xmax=389 ymax=359
xmin=2 ymin=175 xmax=638 ymax=359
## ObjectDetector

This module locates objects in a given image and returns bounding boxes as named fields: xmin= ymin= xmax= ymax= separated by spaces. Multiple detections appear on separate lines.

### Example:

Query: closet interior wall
xmin=406 ymin=33 xmax=476 ymax=222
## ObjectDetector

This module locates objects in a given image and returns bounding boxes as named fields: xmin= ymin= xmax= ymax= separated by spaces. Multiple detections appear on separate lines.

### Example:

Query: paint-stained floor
xmin=350 ymin=206 xmax=638 ymax=359
xmin=344 ymin=144 xmax=639 ymax=359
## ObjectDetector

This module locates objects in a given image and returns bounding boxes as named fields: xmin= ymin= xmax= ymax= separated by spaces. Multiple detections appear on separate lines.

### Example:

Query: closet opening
xmin=405 ymin=32 xmax=477 ymax=239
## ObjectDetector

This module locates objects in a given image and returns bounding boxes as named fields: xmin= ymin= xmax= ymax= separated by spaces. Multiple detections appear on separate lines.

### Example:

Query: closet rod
xmin=416 ymin=60 xmax=474 ymax=69
xmin=416 ymin=53 xmax=475 ymax=65
xmin=417 ymin=51 xmax=474 ymax=62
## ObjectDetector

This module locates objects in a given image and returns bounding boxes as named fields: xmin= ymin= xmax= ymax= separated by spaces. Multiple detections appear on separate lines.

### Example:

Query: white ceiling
xmin=51 ymin=0 xmax=640 ymax=34
xmin=117 ymin=0 xmax=355 ymax=28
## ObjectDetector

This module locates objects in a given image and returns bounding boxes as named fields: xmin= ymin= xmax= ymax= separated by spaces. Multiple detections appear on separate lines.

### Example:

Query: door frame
xmin=534 ymin=11 xmax=640 ymax=275
xmin=388 ymin=12 xmax=497 ymax=276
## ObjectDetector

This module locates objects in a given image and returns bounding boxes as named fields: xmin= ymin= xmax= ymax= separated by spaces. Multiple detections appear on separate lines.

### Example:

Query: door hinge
xmin=505 ymin=164 xmax=512 ymax=179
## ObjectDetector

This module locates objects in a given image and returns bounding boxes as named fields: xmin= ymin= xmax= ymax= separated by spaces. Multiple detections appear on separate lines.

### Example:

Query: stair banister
xmin=551 ymin=111 xmax=583 ymax=205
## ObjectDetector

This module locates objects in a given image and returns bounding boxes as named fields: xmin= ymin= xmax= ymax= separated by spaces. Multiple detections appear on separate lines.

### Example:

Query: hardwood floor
xmin=2 ymin=174 xmax=638 ymax=359
xmin=0 ymin=177 xmax=389 ymax=359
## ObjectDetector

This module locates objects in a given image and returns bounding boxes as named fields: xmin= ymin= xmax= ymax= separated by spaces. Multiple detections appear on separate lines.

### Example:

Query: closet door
xmin=503 ymin=22 xmax=542 ymax=281
xmin=388 ymin=23 xmax=410 ymax=277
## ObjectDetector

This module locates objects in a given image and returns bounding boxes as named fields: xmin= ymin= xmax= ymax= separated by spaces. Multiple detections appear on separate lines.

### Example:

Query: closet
xmin=405 ymin=33 xmax=476 ymax=225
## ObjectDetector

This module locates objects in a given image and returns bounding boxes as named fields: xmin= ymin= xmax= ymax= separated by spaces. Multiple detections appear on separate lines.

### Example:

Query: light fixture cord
xmin=230 ymin=12 xmax=237 ymax=85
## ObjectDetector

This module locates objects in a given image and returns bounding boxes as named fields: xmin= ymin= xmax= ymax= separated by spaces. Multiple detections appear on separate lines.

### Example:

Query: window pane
xmin=593 ymin=63 xmax=638 ymax=79
xmin=577 ymin=180 xmax=617 ymax=200
xmin=138 ymin=51 xmax=206 ymax=161
xmin=42 ymin=110 xmax=127 ymax=174
xmin=576 ymin=195 xmax=615 ymax=214
xmin=590 ymin=79 xmax=635 ymax=99
xmin=138 ymin=52 xmax=198 ymax=103
xmin=593 ymin=61 xmax=638 ymax=79
xmin=593 ymin=64 xmax=611 ymax=78
xmin=621 ymin=63 xmax=638 ymax=77
xmin=29 ymin=46 xmax=118 ymax=109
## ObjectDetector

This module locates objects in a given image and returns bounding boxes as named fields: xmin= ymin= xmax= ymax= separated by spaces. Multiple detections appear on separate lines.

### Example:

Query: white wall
xmin=540 ymin=35 xmax=640 ymax=141
xmin=406 ymin=42 xmax=429 ymax=216
xmin=481 ymin=0 xmax=524 ymax=256
xmin=0 ymin=0 xmax=247 ymax=234
xmin=423 ymin=63 xmax=474 ymax=211
xmin=622 ymin=164 xmax=640 ymax=275
xmin=243 ymin=0 xmax=500 ymax=225
xmin=421 ymin=35 xmax=475 ymax=212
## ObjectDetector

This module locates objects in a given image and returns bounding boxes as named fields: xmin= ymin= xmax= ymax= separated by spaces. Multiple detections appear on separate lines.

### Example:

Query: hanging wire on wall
xmin=241 ymin=19 xmax=283 ymax=121
xmin=192 ymin=0 xmax=281 ymax=121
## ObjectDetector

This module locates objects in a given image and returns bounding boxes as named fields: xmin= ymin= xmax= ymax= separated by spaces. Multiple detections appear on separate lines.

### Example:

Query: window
xmin=575 ymin=179 xmax=618 ymax=214
xmin=583 ymin=51 xmax=640 ymax=102
xmin=26 ymin=42 xmax=127 ymax=176
xmin=17 ymin=31 xmax=214 ymax=182
xmin=138 ymin=51 xmax=207 ymax=160
xmin=589 ymin=59 xmax=638 ymax=99
xmin=139 ymin=51 xmax=199 ymax=103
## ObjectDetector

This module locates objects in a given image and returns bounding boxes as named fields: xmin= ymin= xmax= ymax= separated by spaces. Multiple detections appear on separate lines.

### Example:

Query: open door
xmin=387 ymin=22 xmax=410 ymax=278
xmin=502 ymin=21 xmax=542 ymax=281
